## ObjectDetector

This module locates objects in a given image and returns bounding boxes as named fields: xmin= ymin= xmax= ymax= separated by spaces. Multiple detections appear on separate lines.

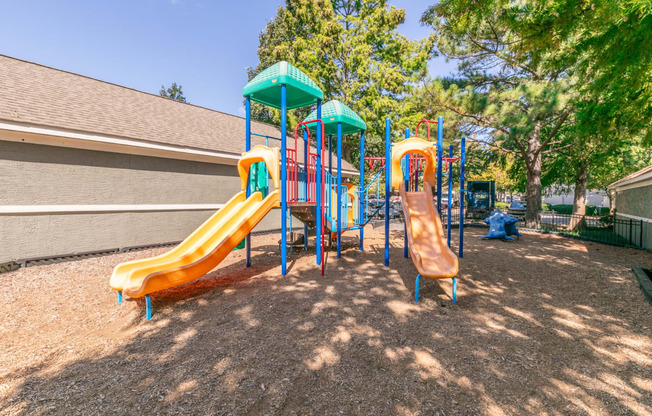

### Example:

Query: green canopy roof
xmin=243 ymin=61 xmax=323 ymax=110
xmin=303 ymin=100 xmax=366 ymax=135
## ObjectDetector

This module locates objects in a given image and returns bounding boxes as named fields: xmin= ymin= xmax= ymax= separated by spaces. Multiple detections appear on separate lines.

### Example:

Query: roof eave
xmin=608 ymin=168 xmax=652 ymax=190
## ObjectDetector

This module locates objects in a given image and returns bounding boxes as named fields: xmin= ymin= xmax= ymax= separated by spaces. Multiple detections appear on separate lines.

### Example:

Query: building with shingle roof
xmin=0 ymin=55 xmax=356 ymax=264
xmin=608 ymin=165 xmax=652 ymax=251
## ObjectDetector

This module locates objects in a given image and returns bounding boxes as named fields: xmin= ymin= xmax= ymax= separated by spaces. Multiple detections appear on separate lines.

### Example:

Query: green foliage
xmin=530 ymin=0 xmax=652 ymax=209
xmin=159 ymin=83 xmax=186 ymax=103
xmin=541 ymin=203 xmax=551 ymax=212
xmin=495 ymin=202 xmax=508 ymax=210
xmin=419 ymin=1 xmax=574 ymax=225
xmin=419 ymin=0 xmax=651 ymax=225
xmin=550 ymin=204 xmax=610 ymax=216
xmin=551 ymin=205 xmax=574 ymax=215
xmin=509 ymin=0 xmax=652 ymax=145
xmin=248 ymin=0 xmax=434 ymax=164
xmin=596 ymin=207 xmax=611 ymax=217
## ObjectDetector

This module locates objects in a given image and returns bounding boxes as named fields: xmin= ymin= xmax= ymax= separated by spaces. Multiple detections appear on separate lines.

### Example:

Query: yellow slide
xmin=110 ymin=145 xmax=280 ymax=301
xmin=391 ymin=138 xmax=459 ymax=301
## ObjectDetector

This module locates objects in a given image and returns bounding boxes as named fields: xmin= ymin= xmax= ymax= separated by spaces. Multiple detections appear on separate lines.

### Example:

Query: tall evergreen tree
xmin=420 ymin=2 xmax=573 ymax=227
xmin=248 ymin=0 xmax=433 ymax=164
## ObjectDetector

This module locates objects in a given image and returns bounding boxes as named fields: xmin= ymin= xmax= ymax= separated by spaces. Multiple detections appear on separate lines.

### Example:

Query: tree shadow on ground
xmin=2 ymin=229 xmax=652 ymax=415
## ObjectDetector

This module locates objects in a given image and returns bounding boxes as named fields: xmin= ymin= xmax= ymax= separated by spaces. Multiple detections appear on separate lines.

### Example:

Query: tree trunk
xmin=343 ymin=145 xmax=352 ymax=165
xmin=572 ymin=160 xmax=588 ymax=216
xmin=525 ymin=160 xmax=542 ymax=228
xmin=524 ymin=125 xmax=543 ymax=228
xmin=569 ymin=159 xmax=588 ymax=231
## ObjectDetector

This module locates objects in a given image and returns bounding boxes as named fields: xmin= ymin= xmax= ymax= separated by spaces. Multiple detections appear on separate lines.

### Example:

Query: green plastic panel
xmin=243 ymin=61 xmax=323 ymax=110
xmin=304 ymin=100 xmax=366 ymax=135
xmin=249 ymin=161 xmax=269 ymax=197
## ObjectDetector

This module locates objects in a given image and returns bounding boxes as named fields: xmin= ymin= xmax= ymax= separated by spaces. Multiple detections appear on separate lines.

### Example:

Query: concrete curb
xmin=632 ymin=267 xmax=652 ymax=306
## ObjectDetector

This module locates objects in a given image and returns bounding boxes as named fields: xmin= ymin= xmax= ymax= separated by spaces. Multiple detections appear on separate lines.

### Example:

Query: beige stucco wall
xmin=0 ymin=140 xmax=282 ymax=262
xmin=614 ymin=185 xmax=652 ymax=251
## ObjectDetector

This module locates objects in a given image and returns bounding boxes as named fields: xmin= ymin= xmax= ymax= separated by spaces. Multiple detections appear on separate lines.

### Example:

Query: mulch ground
xmin=1 ymin=227 xmax=651 ymax=415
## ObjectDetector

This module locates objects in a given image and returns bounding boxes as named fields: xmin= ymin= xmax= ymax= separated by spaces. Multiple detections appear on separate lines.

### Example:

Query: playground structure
xmin=482 ymin=209 xmax=522 ymax=240
xmin=110 ymin=61 xmax=467 ymax=318
xmin=379 ymin=118 xmax=466 ymax=302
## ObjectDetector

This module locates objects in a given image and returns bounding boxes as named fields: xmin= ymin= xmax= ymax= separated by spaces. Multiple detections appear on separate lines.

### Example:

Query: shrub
xmin=552 ymin=204 xmax=573 ymax=215
xmin=495 ymin=202 xmax=508 ymax=210
xmin=541 ymin=203 xmax=552 ymax=211
xmin=552 ymin=204 xmax=610 ymax=216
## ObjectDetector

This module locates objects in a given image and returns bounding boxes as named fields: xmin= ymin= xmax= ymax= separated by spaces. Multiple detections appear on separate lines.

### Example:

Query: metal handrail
xmin=324 ymin=170 xmax=350 ymax=230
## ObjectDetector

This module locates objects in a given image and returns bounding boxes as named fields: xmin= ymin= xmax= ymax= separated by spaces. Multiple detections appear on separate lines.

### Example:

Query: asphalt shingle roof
xmin=0 ymin=55 xmax=357 ymax=172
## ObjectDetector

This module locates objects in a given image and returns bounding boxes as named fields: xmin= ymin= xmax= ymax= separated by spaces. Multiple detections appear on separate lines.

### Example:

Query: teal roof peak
xmin=243 ymin=61 xmax=323 ymax=110
xmin=303 ymin=100 xmax=366 ymax=135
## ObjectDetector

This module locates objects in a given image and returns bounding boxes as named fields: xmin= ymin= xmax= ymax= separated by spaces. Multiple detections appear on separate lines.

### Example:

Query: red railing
xmin=415 ymin=119 xmax=438 ymax=140
xmin=288 ymin=122 xmax=325 ymax=204
xmin=290 ymin=119 xmax=326 ymax=275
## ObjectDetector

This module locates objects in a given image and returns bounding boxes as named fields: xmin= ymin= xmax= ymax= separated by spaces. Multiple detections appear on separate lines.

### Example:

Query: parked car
xmin=367 ymin=204 xmax=401 ymax=219
xmin=508 ymin=201 xmax=526 ymax=217
xmin=367 ymin=195 xmax=384 ymax=208
xmin=388 ymin=206 xmax=402 ymax=219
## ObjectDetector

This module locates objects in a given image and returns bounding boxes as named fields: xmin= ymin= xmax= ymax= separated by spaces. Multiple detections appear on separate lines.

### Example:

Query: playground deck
xmin=1 ymin=228 xmax=651 ymax=415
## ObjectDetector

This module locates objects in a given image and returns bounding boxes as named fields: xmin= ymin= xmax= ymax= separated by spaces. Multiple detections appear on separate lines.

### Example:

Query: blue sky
xmin=0 ymin=0 xmax=456 ymax=116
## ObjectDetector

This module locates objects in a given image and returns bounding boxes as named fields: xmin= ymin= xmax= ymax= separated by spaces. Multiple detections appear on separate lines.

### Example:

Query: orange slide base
xmin=110 ymin=190 xmax=280 ymax=298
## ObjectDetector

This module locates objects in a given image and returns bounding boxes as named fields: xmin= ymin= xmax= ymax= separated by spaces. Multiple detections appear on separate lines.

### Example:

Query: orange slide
xmin=391 ymin=138 xmax=459 ymax=302
xmin=110 ymin=145 xmax=281 ymax=317
xmin=400 ymin=181 xmax=458 ymax=279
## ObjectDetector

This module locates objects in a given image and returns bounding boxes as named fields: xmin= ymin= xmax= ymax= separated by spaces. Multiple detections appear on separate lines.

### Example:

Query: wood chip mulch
xmin=1 ymin=228 xmax=651 ymax=415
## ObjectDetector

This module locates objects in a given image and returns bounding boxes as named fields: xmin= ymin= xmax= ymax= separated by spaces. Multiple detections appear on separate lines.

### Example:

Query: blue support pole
xmin=280 ymin=85 xmax=288 ymax=275
xmin=436 ymin=116 xmax=443 ymax=215
xmin=117 ymin=291 xmax=122 ymax=304
xmin=459 ymin=136 xmax=466 ymax=258
xmin=384 ymin=118 xmax=391 ymax=267
xmin=447 ymin=145 xmax=453 ymax=248
xmin=245 ymin=96 xmax=252 ymax=267
xmin=316 ymin=100 xmax=322 ymax=265
xmin=415 ymin=274 xmax=422 ymax=303
xmin=336 ymin=122 xmax=342 ymax=258
xmin=404 ymin=127 xmax=409 ymax=259
xmin=145 ymin=295 xmax=152 ymax=320
xmin=359 ymin=130 xmax=365 ymax=251
xmin=303 ymin=129 xmax=309 ymax=251
xmin=452 ymin=277 xmax=457 ymax=304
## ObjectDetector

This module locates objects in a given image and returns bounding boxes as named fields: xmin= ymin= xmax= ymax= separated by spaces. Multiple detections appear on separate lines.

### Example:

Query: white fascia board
xmin=0 ymin=120 xmax=360 ymax=175
xmin=615 ymin=212 xmax=652 ymax=223
xmin=608 ymin=171 xmax=652 ymax=191
xmin=0 ymin=120 xmax=241 ymax=165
